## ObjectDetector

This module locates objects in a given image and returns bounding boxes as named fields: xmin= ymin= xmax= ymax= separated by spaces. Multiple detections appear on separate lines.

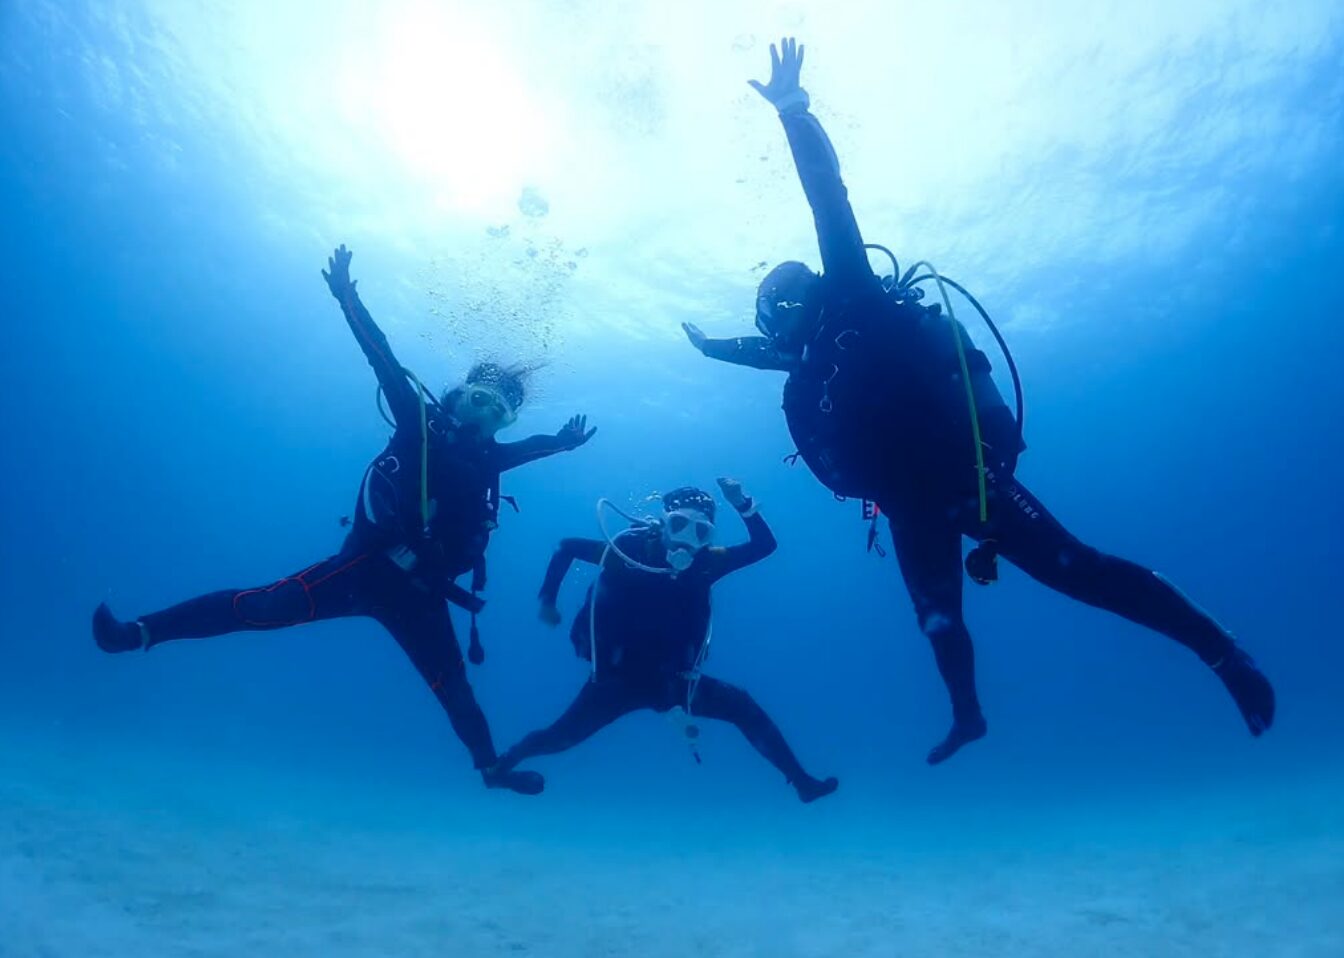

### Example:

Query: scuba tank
xmin=855 ymin=244 xmax=1025 ymax=585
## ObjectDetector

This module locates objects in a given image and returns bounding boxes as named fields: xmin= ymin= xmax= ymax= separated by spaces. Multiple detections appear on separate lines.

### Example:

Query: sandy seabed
xmin=2 ymin=732 xmax=1340 ymax=958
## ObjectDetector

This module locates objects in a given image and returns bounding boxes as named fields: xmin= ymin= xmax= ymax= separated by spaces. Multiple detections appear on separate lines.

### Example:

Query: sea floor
xmin=2 ymin=730 xmax=1340 ymax=958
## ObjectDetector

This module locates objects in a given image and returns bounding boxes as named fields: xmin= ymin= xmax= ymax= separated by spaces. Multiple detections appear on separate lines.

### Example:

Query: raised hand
xmin=682 ymin=322 xmax=708 ymax=353
xmin=322 ymin=244 xmax=355 ymax=299
xmin=557 ymin=414 xmax=597 ymax=450
xmin=748 ymin=37 xmax=808 ymax=113
xmin=716 ymin=477 xmax=752 ymax=513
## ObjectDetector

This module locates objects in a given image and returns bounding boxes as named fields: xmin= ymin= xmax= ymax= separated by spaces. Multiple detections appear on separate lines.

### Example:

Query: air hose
xmin=589 ymin=499 xmax=712 ymax=712
xmin=588 ymin=499 xmax=668 ymax=683
xmin=863 ymin=243 xmax=1025 ymax=449
xmin=904 ymin=272 xmax=1024 ymax=441
xmin=375 ymin=371 xmax=439 ymax=534
xmin=905 ymin=260 xmax=990 ymax=524
xmin=596 ymin=498 xmax=671 ymax=574
xmin=377 ymin=371 xmax=499 ymax=653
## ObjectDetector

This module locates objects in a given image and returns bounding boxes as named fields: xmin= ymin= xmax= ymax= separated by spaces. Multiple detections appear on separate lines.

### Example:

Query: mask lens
xmin=470 ymin=388 xmax=495 ymax=409
xmin=666 ymin=509 xmax=714 ymax=553
xmin=755 ymin=295 xmax=775 ymax=336
xmin=468 ymin=387 xmax=517 ymax=423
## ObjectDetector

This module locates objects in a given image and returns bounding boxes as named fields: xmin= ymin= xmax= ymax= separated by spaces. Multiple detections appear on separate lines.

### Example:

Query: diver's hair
xmin=662 ymin=486 xmax=717 ymax=522
xmin=441 ymin=360 xmax=543 ymax=412
xmin=758 ymin=260 xmax=820 ymax=303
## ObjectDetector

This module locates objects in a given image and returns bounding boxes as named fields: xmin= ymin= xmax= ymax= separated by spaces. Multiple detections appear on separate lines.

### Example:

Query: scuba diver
xmin=91 ymin=244 xmax=596 ymax=796
xmin=497 ymin=480 xmax=838 ymax=803
xmin=682 ymin=38 xmax=1275 ymax=766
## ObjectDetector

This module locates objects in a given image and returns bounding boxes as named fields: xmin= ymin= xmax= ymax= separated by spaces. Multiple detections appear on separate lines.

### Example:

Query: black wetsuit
xmin=125 ymin=283 xmax=580 ymax=772
xmin=698 ymin=105 xmax=1260 ymax=758
xmin=499 ymin=510 xmax=836 ymax=799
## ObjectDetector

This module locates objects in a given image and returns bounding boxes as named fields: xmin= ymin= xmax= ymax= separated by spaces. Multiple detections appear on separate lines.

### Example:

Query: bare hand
xmin=682 ymin=322 xmax=708 ymax=353
xmin=322 ymin=244 xmax=355 ymax=299
xmin=716 ymin=477 xmax=751 ymax=512
xmin=557 ymin=414 xmax=597 ymax=450
xmin=748 ymin=37 xmax=807 ymax=111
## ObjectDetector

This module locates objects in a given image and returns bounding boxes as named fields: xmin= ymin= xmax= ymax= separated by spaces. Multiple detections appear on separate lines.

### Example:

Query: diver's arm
xmin=706 ymin=479 xmax=778 ymax=579
xmin=778 ymin=112 xmax=871 ymax=286
xmin=497 ymin=415 xmax=597 ymax=472
xmin=539 ymin=537 xmax=606 ymax=607
xmin=708 ymin=510 xmax=778 ymax=580
xmin=322 ymin=245 xmax=420 ymax=426
xmin=750 ymin=38 xmax=872 ymax=287
xmin=497 ymin=435 xmax=570 ymax=472
xmin=685 ymin=326 xmax=796 ymax=372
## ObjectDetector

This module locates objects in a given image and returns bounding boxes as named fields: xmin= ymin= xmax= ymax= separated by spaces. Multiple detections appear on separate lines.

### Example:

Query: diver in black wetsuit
xmin=496 ymin=480 xmax=838 ymax=803
xmin=683 ymin=38 xmax=1275 ymax=766
xmin=92 ymin=245 xmax=596 ymax=795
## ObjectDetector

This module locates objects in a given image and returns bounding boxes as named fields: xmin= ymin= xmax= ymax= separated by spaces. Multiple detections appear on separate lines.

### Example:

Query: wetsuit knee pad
xmin=233 ymin=578 xmax=315 ymax=628
xmin=917 ymin=610 xmax=962 ymax=640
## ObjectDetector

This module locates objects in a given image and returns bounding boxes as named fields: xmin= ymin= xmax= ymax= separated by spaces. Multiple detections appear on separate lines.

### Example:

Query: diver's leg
xmin=989 ymin=479 xmax=1274 ymax=735
xmin=495 ymin=679 xmax=645 ymax=773
xmin=94 ymin=552 xmax=375 ymax=653
xmin=689 ymin=676 xmax=837 ymax=803
xmin=370 ymin=579 xmax=540 ymax=795
xmin=886 ymin=504 xmax=988 ymax=764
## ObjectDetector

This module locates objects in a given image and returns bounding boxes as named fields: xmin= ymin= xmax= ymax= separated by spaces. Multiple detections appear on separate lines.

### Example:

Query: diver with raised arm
xmin=496 ymin=479 xmax=838 ymax=803
xmin=93 ymin=245 xmax=597 ymax=795
xmin=684 ymin=38 xmax=1274 ymax=765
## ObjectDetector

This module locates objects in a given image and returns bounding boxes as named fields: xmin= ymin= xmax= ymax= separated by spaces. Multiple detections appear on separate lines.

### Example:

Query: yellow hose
xmin=905 ymin=261 xmax=989 ymax=524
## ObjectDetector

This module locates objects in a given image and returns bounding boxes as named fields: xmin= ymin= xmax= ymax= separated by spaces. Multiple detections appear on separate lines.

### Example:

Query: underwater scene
xmin=2 ymin=1 xmax=1342 ymax=955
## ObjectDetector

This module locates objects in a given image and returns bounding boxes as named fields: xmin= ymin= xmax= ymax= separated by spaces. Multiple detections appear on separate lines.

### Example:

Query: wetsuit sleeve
xmin=778 ymin=108 xmax=873 ymax=287
xmin=496 ymin=434 xmax=577 ymax=472
xmin=336 ymin=286 xmax=420 ymax=427
xmin=539 ymin=538 xmax=606 ymax=605
xmin=699 ymin=336 xmax=795 ymax=372
xmin=706 ymin=510 xmax=778 ymax=582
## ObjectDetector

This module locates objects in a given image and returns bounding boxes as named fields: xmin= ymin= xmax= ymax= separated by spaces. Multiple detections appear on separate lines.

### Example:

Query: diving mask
xmin=663 ymin=508 xmax=715 ymax=571
xmin=457 ymin=383 xmax=518 ymax=432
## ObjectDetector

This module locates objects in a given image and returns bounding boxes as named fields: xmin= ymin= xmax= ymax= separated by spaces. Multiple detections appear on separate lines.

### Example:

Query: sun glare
xmin=369 ymin=4 xmax=551 ymax=217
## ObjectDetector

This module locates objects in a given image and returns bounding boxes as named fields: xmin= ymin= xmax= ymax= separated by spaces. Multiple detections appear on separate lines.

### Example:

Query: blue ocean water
xmin=2 ymin=2 xmax=1342 ymax=955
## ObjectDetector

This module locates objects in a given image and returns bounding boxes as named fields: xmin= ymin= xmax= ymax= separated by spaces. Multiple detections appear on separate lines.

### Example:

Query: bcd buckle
xmin=862 ymin=501 xmax=886 ymax=557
